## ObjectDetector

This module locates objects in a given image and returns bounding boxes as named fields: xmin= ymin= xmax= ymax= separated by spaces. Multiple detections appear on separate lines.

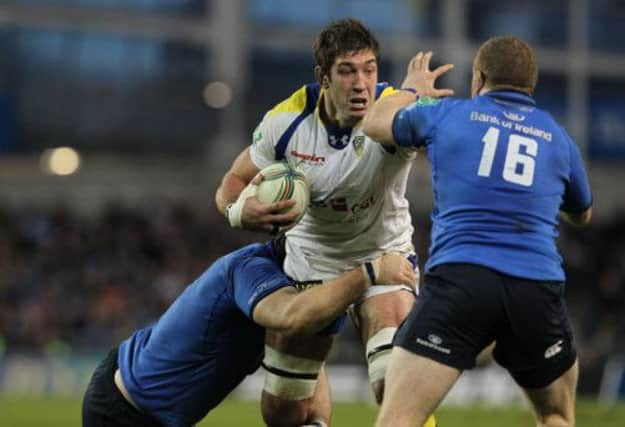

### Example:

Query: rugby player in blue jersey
xmin=364 ymin=37 xmax=592 ymax=427
xmin=82 ymin=237 xmax=416 ymax=427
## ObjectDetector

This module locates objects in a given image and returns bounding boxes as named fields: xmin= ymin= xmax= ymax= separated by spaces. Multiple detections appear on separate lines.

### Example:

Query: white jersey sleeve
xmin=249 ymin=85 xmax=311 ymax=169
xmin=249 ymin=115 xmax=278 ymax=169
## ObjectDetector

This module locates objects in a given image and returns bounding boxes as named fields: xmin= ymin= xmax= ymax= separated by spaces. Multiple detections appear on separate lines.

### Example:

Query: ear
xmin=477 ymin=70 xmax=487 ymax=93
xmin=471 ymin=69 xmax=486 ymax=97
xmin=314 ymin=65 xmax=323 ymax=84
xmin=314 ymin=65 xmax=330 ymax=89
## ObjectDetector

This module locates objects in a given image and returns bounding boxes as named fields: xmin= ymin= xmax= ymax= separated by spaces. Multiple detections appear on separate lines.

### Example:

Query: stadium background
xmin=0 ymin=0 xmax=624 ymax=425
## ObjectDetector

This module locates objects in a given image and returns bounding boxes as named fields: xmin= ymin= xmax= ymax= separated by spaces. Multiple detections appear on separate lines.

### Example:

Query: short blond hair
xmin=474 ymin=36 xmax=538 ymax=95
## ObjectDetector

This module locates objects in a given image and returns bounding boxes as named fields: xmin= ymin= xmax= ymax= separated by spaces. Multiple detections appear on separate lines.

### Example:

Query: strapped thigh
xmin=262 ymin=346 xmax=324 ymax=400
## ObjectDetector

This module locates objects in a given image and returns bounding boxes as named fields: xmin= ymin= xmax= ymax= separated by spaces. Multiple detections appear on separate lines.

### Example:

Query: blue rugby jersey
xmin=117 ymin=242 xmax=290 ymax=427
xmin=392 ymin=91 xmax=592 ymax=280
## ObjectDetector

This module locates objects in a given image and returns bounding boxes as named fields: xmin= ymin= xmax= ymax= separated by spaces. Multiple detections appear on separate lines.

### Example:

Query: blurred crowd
xmin=0 ymin=202 xmax=623 ymax=393
xmin=0 ymin=202 xmax=256 ymax=354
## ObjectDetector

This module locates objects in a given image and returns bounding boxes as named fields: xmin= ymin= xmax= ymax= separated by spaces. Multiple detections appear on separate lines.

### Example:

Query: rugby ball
xmin=257 ymin=162 xmax=310 ymax=224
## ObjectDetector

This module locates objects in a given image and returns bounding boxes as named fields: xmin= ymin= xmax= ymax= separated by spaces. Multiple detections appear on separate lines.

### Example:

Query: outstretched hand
xmin=401 ymin=51 xmax=454 ymax=99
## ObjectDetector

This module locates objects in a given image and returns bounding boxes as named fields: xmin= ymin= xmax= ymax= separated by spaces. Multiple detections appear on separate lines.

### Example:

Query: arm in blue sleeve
xmin=561 ymin=138 xmax=592 ymax=213
xmin=232 ymin=256 xmax=291 ymax=319
xmin=392 ymin=106 xmax=423 ymax=148
xmin=391 ymin=98 xmax=448 ymax=148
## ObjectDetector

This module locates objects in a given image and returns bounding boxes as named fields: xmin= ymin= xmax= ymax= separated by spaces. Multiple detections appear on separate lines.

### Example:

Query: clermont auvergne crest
xmin=352 ymin=136 xmax=365 ymax=157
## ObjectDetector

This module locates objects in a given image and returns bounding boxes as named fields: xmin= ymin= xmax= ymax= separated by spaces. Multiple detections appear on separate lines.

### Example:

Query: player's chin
xmin=348 ymin=106 xmax=369 ymax=118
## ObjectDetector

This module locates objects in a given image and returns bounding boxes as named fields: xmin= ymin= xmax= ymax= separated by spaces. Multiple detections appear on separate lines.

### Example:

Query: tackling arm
xmin=253 ymin=254 xmax=416 ymax=335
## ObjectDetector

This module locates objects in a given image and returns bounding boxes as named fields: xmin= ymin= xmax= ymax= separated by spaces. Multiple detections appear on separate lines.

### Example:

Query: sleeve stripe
xmin=275 ymin=83 xmax=320 ymax=160
xmin=375 ymin=82 xmax=392 ymax=99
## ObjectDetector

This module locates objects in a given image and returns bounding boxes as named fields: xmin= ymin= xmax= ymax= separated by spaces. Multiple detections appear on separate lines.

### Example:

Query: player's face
xmin=324 ymin=49 xmax=378 ymax=126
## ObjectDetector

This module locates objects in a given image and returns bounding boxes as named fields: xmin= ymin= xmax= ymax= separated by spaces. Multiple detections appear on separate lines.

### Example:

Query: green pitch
xmin=1 ymin=396 xmax=624 ymax=426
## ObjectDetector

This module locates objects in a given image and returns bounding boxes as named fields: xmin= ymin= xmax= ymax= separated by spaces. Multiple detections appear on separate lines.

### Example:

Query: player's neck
xmin=320 ymin=92 xmax=358 ymax=129
xmin=478 ymin=84 xmax=533 ymax=97
xmin=476 ymin=83 xmax=493 ymax=97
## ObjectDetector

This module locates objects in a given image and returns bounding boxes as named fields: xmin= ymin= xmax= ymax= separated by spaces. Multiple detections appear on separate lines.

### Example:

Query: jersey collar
xmin=483 ymin=90 xmax=536 ymax=107
xmin=325 ymin=122 xmax=353 ymax=150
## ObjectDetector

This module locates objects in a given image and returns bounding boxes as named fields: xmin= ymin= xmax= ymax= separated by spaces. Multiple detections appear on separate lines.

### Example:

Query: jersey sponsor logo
xmin=290 ymin=150 xmax=325 ymax=164
xmin=503 ymin=111 xmax=526 ymax=122
xmin=471 ymin=111 xmax=501 ymax=125
xmin=428 ymin=334 xmax=443 ymax=345
xmin=512 ymin=123 xmax=553 ymax=142
xmin=544 ymin=340 xmax=564 ymax=359
xmin=470 ymin=111 xmax=553 ymax=142
xmin=310 ymin=195 xmax=375 ymax=222
xmin=352 ymin=136 xmax=365 ymax=157
xmin=248 ymin=281 xmax=273 ymax=306
xmin=416 ymin=334 xmax=451 ymax=354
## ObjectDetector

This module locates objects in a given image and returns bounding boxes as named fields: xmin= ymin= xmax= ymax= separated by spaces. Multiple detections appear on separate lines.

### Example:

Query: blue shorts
xmin=394 ymin=263 xmax=576 ymax=388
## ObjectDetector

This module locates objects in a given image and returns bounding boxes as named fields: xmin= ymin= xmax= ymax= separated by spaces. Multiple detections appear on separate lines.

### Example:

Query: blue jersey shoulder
xmin=392 ymin=96 xmax=464 ymax=148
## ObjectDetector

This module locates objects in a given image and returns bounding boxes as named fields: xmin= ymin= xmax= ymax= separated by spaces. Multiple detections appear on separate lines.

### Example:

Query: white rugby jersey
xmin=250 ymin=82 xmax=416 ymax=281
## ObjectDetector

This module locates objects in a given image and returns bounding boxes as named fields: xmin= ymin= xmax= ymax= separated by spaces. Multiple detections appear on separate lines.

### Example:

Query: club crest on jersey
xmin=352 ymin=136 xmax=365 ymax=157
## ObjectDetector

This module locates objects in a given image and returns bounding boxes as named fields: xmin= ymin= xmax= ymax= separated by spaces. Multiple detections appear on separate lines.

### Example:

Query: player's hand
xmin=375 ymin=253 xmax=418 ymax=289
xmin=240 ymin=173 xmax=300 ymax=234
xmin=401 ymin=51 xmax=454 ymax=99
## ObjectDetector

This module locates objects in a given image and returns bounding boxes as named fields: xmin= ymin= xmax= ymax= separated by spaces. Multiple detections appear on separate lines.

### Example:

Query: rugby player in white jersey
xmin=215 ymin=18 xmax=450 ymax=427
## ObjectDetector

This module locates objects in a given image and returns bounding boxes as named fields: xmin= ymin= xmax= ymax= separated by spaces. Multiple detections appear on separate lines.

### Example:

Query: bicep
xmin=392 ymin=101 xmax=444 ymax=149
xmin=228 ymin=147 xmax=261 ymax=183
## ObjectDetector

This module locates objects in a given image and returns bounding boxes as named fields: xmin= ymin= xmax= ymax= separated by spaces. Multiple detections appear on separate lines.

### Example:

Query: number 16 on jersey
xmin=477 ymin=126 xmax=538 ymax=187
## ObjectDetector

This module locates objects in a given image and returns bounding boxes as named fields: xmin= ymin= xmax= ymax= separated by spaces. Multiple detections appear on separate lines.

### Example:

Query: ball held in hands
xmin=256 ymin=162 xmax=310 ymax=225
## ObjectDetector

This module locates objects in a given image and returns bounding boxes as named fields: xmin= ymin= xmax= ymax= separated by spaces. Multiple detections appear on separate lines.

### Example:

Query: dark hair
xmin=313 ymin=18 xmax=380 ymax=79
xmin=475 ymin=36 xmax=538 ymax=95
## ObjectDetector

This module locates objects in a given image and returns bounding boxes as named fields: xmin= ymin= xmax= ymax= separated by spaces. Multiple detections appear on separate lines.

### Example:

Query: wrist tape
xmin=226 ymin=183 xmax=258 ymax=228
xmin=361 ymin=258 xmax=381 ymax=287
